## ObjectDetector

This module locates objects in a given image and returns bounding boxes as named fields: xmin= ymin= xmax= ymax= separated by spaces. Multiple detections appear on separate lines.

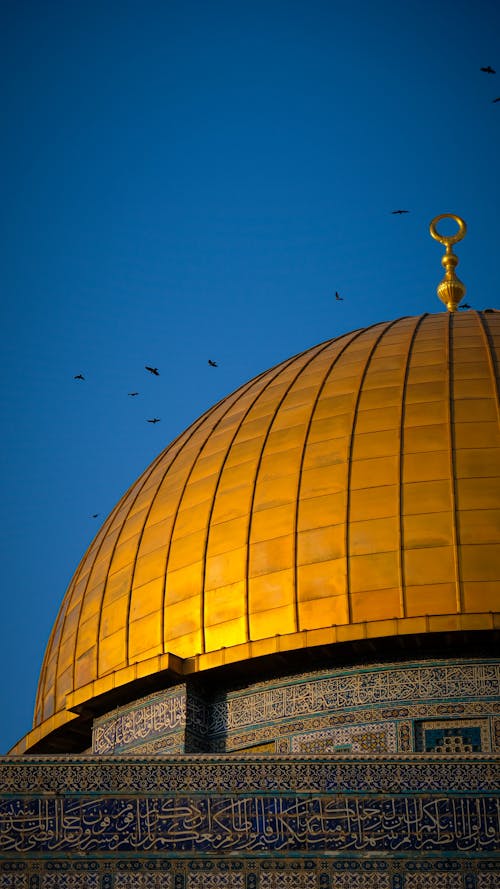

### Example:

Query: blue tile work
xmin=0 ymin=753 xmax=498 ymax=883
xmin=91 ymin=659 xmax=500 ymax=755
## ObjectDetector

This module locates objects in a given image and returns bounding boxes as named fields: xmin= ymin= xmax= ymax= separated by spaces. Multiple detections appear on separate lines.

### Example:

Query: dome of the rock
xmin=20 ymin=310 xmax=500 ymax=753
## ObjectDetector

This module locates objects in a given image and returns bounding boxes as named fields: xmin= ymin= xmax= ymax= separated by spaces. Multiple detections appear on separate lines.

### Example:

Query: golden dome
xmin=24 ymin=311 xmax=500 ymax=751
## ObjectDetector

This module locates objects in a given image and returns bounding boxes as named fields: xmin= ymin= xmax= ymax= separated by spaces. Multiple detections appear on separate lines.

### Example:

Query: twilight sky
xmin=1 ymin=0 xmax=499 ymax=753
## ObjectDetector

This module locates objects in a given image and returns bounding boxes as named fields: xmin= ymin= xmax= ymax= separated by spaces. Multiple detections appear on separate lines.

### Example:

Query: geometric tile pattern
xmin=91 ymin=659 xmax=500 ymax=755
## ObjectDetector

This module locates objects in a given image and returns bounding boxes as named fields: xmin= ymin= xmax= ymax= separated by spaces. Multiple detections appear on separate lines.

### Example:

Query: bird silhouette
xmin=91 ymin=513 xmax=100 ymax=518
xmin=459 ymin=303 xmax=472 ymax=310
xmin=493 ymin=97 xmax=500 ymax=103
xmin=145 ymin=366 xmax=159 ymax=376
xmin=335 ymin=292 xmax=343 ymax=301
xmin=74 ymin=374 xmax=85 ymax=380
xmin=208 ymin=360 xmax=218 ymax=367
xmin=391 ymin=209 xmax=409 ymax=215
xmin=480 ymin=66 xmax=496 ymax=74
xmin=128 ymin=392 xmax=139 ymax=396
xmin=147 ymin=418 xmax=161 ymax=423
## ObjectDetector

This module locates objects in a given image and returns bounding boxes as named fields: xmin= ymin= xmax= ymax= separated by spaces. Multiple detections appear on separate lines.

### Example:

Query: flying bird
xmin=145 ymin=366 xmax=159 ymax=376
xmin=128 ymin=392 xmax=139 ymax=396
xmin=391 ymin=209 xmax=409 ymax=215
xmin=91 ymin=514 xmax=100 ymax=518
xmin=335 ymin=292 xmax=343 ymax=301
xmin=459 ymin=303 xmax=472 ymax=310
xmin=208 ymin=360 xmax=218 ymax=367
xmin=147 ymin=418 xmax=161 ymax=424
xmin=480 ymin=66 xmax=496 ymax=74
xmin=493 ymin=97 xmax=500 ymax=103
xmin=74 ymin=374 xmax=85 ymax=380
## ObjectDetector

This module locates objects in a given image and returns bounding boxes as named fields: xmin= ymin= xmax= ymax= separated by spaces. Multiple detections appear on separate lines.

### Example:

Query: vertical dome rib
xmin=397 ymin=315 xmax=426 ymax=616
xmin=447 ymin=312 xmax=463 ymax=612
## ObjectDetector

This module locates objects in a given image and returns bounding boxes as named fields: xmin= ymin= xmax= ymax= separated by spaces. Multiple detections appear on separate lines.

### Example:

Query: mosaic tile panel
xmin=88 ymin=659 xmax=500 ymax=756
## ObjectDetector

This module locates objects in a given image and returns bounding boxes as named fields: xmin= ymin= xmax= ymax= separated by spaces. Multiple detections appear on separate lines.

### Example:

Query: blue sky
xmin=1 ymin=0 xmax=499 ymax=753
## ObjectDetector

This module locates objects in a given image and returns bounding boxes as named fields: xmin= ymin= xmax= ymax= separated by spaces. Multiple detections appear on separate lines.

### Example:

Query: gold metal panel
xmin=403 ymin=479 xmax=452 ymax=514
xmin=180 ymin=476 xmax=219 ymax=510
xmin=351 ymin=588 xmax=401 ymax=622
xmin=133 ymin=547 xmax=167 ymax=588
xmin=300 ymin=463 xmax=347 ymax=499
xmin=204 ymin=580 xmax=246 ymax=627
xmin=404 ymin=400 xmax=447 ymax=427
xmin=308 ymin=414 xmax=352 ymax=443
xmin=250 ymin=504 xmax=295 ymax=543
xmin=249 ymin=568 xmax=294 ymax=614
xmin=454 ymin=421 xmax=500 ymax=448
xmin=349 ymin=516 xmax=400 ymax=556
xmin=174 ymin=501 xmax=212 ymax=536
xmin=225 ymin=436 xmax=265 ymax=466
xmin=408 ymin=349 xmax=445 ymax=367
xmin=462 ymin=582 xmax=500 ymax=612
xmin=453 ymin=378 xmax=492 ymax=398
xmin=205 ymin=616 xmax=248 ymax=650
xmin=456 ymin=477 xmax=500 ymax=509
xmin=362 ymin=369 xmax=403 ymax=390
xmin=166 ymin=529 xmax=206 ymax=571
xmin=452 ymin=361 xmax=491 ymax=380
xmin=405 ymin=380 xmax=447 ymax=402
xmin=297 ymin=491 xmax=347 ymax=530
xmin=282 ymin=385 xmax=319 ymax=408
xmin=98 ymin=629 xmax=127 ymax=675
xmin=56 ymin=636 xmax=76 ymax=674
xmin=264 ymin=424 xmax=307 ymax=455
xmin=299 ymin=594 xmax=349 ymax=630
xmin=103 ymin=564 xmax=132 ymax=604
xmin=350 ymin=455 xmax=398 ymax=489
xmin=259 ymin=448 xmax=302 ymax=481
xmin=86 ymin=554 xmax=114 ymax=589
xmin=458 ymin=509 xmax=500 ymax=543
xmin=76 ymin=584 xmax=102 ymax=622
xmin=205 ymin=545 xmax=247 ymax=589
xmin=297 ymin=525 xmax=344 ymax=565
xmin=454 ymin=398 xmax=498 ymax=422
xmin=403 ymin=512 xmax=454 ymax=549
xmin=302 ymin=439 xmax=347 ymax=471
xmin=351 ymin=429 xmax=400 ymax=460
xmin=314 ymin=392 xmax=356 ymax=418
xmin=55 ymin=666 xmax=73 ymax=711
xmin=249 ymin=604 xmax=296 ymax=639
xmin=357 ymin=386 xmax=402 ymax=410
xmin=164 ymin=561 xmax=203 ymax=606
xmin=252 ymin=475 xmax=296 ymax=511
xmin=349 ymin=551 xmax=399 ymax=592
xmin=460 ymin=544 xmax=500 ymax=581
xmin=231 ymin=415 xmax=274 ymax=443
xmin=404 ymin=582 xmax=457 ymax=616
xmin=403 ymin=545 xmax=456 ymax=586
xmin=355 ymin=405 xmax=400 ymax=433
xmin=130 ymin=576 xmax=164 ymax=619
xmin=207 ymin=516 xmax=249 ymax=556
xmin=369 ymin=353 xmax=407 ymax=372
xmin=100 ymin=595 xmax=129 ymax=639
xmin=297 ymin=558 xmax=347 ymax=601
xmin=74 ymin=648 xmax=96 ymax=688
xmin=250 ymin=536 xmax=294 ymax=577
xmin=210 ymin=486 xmax=253 ymax=524
xmin=109 ymin=535 xmax=141 ymax=575
xmin=404 ymin=423 xmax=449 ymax=453
xmin=219 ymin=460 xmax=258 ymax=489
xmin=189 ymin=450 xmax=226 ymax=482
xmin=139 ymin=518 xmax=172 ymax=556
xmin=75 ymin=613 xmax=100 ymax=656
xmin=119 ymin=507 xmax=149 ymax=542
xmin=349 ymin=485 xmax=399 ymax=520
xmin=403 ymin=450 xmax=449 ymax=483
xmin=128 ymin=613 xmax=163 ymax=659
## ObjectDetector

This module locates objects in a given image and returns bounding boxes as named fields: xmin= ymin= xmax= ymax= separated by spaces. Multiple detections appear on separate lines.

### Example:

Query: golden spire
xmin=429 ymin=213 xmax=467 ymax=312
